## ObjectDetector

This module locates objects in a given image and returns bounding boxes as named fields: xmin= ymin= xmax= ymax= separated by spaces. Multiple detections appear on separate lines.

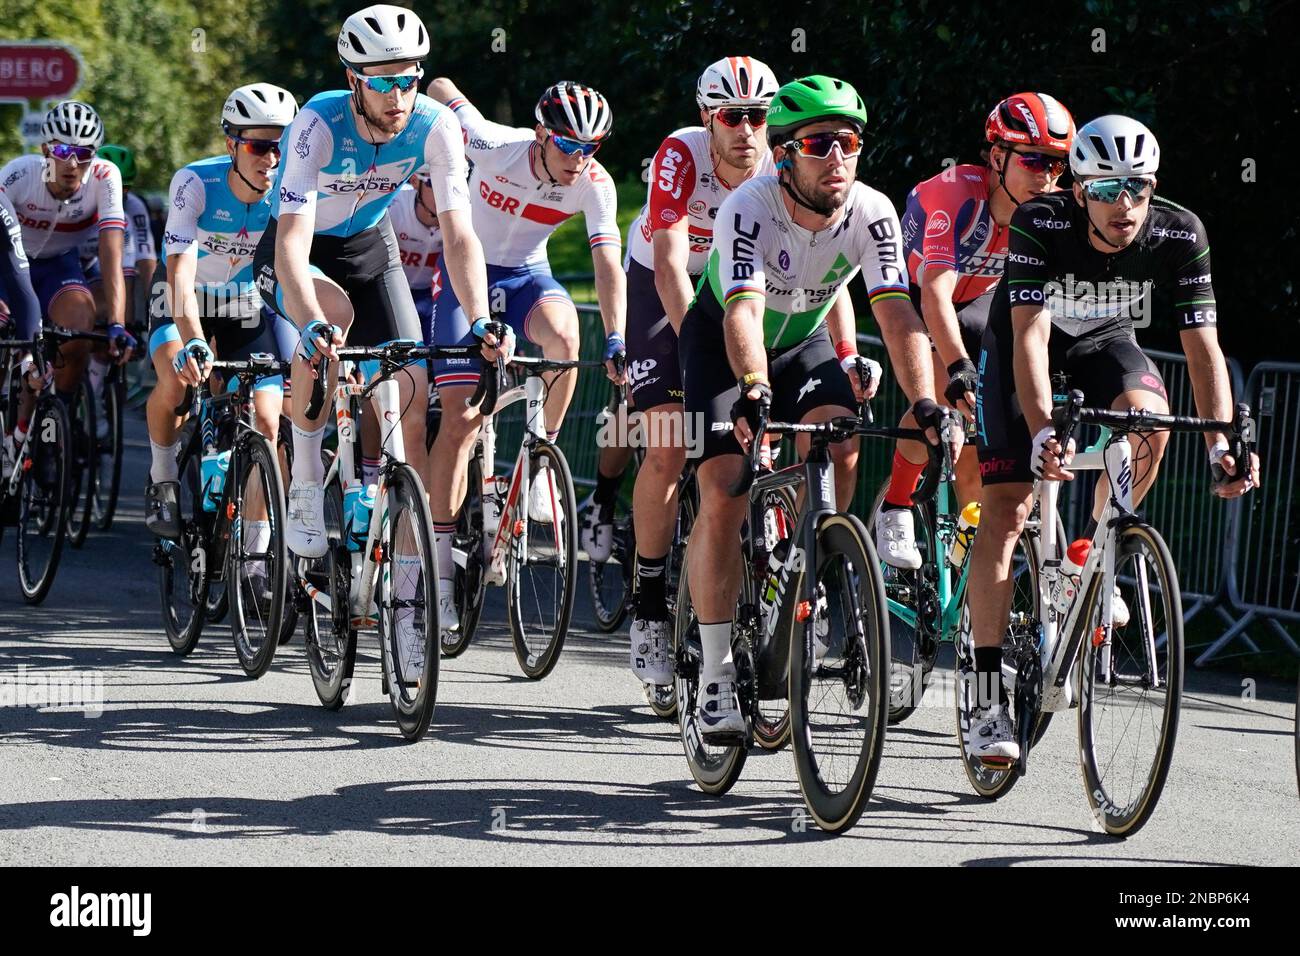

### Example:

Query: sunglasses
xmin=1010 ymin=149 xmax=1067 ymax=177
xmin=47 ymin=143 xmax=96 ymax=164
xmin=783 ymin=130 xmax=862 ymax=160
xmin=352 ymin=69 xmax=423 ymax=94
xmin=550 ymin=133 xmax=600 ymax=157
xmin=713 ymin=107 xmax=767 ymax=129
xmin=1081 ymin=176 xmax=1156 ymax=204
xmin=232 ymin=136 xmax=281 ymax=157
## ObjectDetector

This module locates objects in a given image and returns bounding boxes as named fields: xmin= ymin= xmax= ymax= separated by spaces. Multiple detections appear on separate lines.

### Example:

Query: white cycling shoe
xmin=967 ymin=703 xmax=1020 ymax=769
xmin=697 ymin=666 xmax=745 ymax=741
xmin=579 ymin=495 xmax=614 ymax=563
xmin=437 ymin=579 xmax=461 ymax=648
xmin=630 ymin=616 xmax=673 ymax=684
xmin=1111 ymin=586 xmax=1130 ymax=627
xmin=286 ymin=480 xmax=328 ymax=558
xmin=876 ymin=506 xmax=922 ymax=570
xmin=528 ymin=464 xmax=559 ymax=524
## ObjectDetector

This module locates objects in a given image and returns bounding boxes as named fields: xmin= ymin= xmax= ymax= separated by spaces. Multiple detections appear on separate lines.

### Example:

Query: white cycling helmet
xmin=338 ymin=4 xmax=430 ymax=68
xmin=222 ymin=83 xmax=299 ymax=133
xmin=1070 ymin=114 xmax=1160 ymax=177
xmin=696 ymin=56 xmax=779 ymax=110
xmin=42 ymin=100 xmax=104 ymax=148
xmin=535 ymin=81 xmax=613 ymax=142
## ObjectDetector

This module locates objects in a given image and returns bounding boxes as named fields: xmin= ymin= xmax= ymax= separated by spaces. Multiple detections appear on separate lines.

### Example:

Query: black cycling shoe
xmin=145 ymin=480 xmax=182 ymax=539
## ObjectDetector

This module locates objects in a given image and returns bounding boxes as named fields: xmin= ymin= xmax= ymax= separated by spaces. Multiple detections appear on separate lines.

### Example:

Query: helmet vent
xmin=1088 ymin=134 xmax=1111 ymax=161
xmin=1133 ymin=134 xmax=1145 ymax=158
xmin=737 ymin=66 xmax=749 ymax=94
xmin=720 ymin=76 xmax=735 ymax=97
xmin=347 ymin=31 xmax=367 ymax=53
xmin=365 ymin=16 xmax=382 ymax=33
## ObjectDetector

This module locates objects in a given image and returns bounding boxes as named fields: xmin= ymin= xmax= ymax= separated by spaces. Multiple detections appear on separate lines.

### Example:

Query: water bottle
xmin=948 ymin=501 xmax=982 ymax=569
xmin=1051 ymin=538 xmax=1092 ymax=615
xmin=760 ymin=538 xmax=790 ymax=626
xmin=200 ymin=446 xmax=230 ymax=512
xmin=343 ymin=480 xmax=376 ymax=552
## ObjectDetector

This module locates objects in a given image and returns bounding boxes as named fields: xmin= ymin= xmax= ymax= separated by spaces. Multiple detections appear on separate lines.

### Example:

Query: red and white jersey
xmin=625 ymin=126 xmax=775 ymax=274
xmin=0 ymin=154 xmax=126 ymax=259
xmin=387 ymin=184 xmax=443 ymax=292
xmin=80 ymin=191 xmax=153 ymax=275
xmin=447 ymin=96 xmax=619 ymax=269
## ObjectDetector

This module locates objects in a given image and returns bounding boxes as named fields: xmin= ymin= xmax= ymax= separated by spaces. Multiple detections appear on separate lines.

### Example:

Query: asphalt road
xmin=1 ymin=413 xmax=1296 ymax=865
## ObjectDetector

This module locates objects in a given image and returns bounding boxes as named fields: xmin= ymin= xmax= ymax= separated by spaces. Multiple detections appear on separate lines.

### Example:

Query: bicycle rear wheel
xmin=377 ymin=461 xmax=440 ymax=741
xmin=65 ymin=378 xmax=95 ymax=549
xmin=157 ymin=426 xmax=210 ymax=653
xmin=227 ymin=431 xmax=288 ymax=678
xmin=788 ymin=513 xmax=889 ymax=833
xmin=446 ymin=452 xmax=485 ymax=658
xmin=17 ymin=397 xmax=72 ymax=604
xmin=590 ymin=514 xmax=632 ymax=632
xmin=302 ymin=481 xmax=357 ymax=709
xmin=93 ymin=372 xmax=125 ymax=531
xmin=507 ymin=442 xmax=578 ymax=680
xmin=1078 ymin=521 xmax=1183 ymax=838
xmin=274 ymin=414 xmax=298 ymax=645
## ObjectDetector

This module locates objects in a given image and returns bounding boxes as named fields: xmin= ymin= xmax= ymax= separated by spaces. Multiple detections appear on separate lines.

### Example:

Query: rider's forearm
xmin=722 ymin=298 xmax=768 ymax=382
xmin=440 ymin=211 xmax=490 ymax=321
xmin=276 ymin=218 xmax=330 ymax=332
xmin=920 ymin=270 xmax=966 ymax=368
xmin=167 ymin=256 xmax=204 ymax=344
xmin=825 ymin=288 xmax=856 ymax=350
xmin=1181 ymin=327 xmax=1234 ymax=448
xmin=652 ymin=230 xmax=694 ymax=334
xmin=592 ymin=246 xmax=625 ymax=337
xmin=1011 ymin=306 xmax=1054 ymax=436
xmin=99 ymin=230 xmax=126 ymax=326
xmin=873 ymin=297 xmax=934 ymax=404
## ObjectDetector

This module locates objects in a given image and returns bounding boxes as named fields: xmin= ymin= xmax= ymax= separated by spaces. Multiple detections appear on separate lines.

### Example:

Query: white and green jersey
xmin=697 ymin=176 xmax=910 ymax=349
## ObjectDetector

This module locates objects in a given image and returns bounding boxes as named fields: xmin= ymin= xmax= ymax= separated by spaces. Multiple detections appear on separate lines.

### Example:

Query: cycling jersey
xmin=387 ymin=184 xmax=443 ymax=293
xmin=0 ymin=154 xmax=125 ymax=259
xmin=900 ymin=164 xmax=1007 ymax=305
xmin=1003 ymin=192 xmax=1216 ymax=338
xmin=163 ymin=155 xmax=274 ymax=320
xmin=446 ymin=95 xmax=619 ymax=268
xmin=271 ymin=90 xmax=470 ymax=237
xmin=125 ymin=192 xmax=157 ymax=265
xmin=0 ymin=191 xmax=40 ymax=338
xmin=625 ymin=126 xmax=776 ymax=275
xmin=698 ymin=176 xmax=909 ymax=349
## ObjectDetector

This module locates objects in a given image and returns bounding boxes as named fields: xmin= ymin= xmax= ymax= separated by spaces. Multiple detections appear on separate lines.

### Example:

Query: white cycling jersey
xmin=80 ymin=192 xmax=153 ymax=276
xmin=446 ymin=95 xmax=619 ymax=269
xmin=626 ymin=126 xmax=775 ymax=275
xmin=0 ymin=154 xmax=126 ymax=259
xmin=702 ymin=176 xmax=910 ymax=349
xmin=387 ymin=184 xmax=442 ymax=291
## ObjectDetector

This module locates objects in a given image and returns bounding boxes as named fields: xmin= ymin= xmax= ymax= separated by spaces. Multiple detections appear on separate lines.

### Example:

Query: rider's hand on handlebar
xmin=604 ymin=331 xmax=627 ymax=385
xmin=912 ymin=397 xmax=964 ymax=462
xmin=1209 ymin=440 xmax=1260 ymax=499
xmin=1030 ymin=424 xmax=1075 ymax=481
xmin=107 ymin=323 xmax=136 ymax=365
xmin=944 ymin=358 xmax=978 ymax=423
xmin=19 ymin=353 xmax=50 ymax=392
xmin=731 ymin=378 xmax=772 ymax=453
xmin=840 ymin=354 xmax=882 ymax=403
xmin=471 ymin=316 xmax=515 ymax=364
xmin=297 ymin=319 xmax=343 ymax=367
xmin=172 ymin=338 xmax=213 ymax=388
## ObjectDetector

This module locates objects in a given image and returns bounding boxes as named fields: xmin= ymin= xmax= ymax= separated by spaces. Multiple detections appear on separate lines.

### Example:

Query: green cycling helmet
xmin=97 ymin=144 xmax=136 ymax=187
xmin=766 ymin=75 xmax=868 ymax=148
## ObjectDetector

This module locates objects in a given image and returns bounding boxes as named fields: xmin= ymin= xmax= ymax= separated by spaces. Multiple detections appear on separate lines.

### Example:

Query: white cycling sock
xmin=150 ymin=440 xmax=180 ymax=483
xmin=698 ymin=621 xmax=734 ymax=676
xmin=247 ymin=519 xmax=272 ymax=555
xmin=290 ymin=423 xmax=325 ymax=484
xmin=87 ymin=356 xmax=109 ymax=399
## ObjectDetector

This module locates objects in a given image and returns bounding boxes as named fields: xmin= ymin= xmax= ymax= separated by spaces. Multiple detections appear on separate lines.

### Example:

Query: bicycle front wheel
xmin=17 ymin=397 xmax=72 ymax=604
xmin=1078 ymin=521 xmax=1183 ymax=838
xmin=227 ymin=431 xmax=288 ymax=678
xmin=65 ymin=377 xmax=95 ymax=549
xmin=377 ymin=461 xmax=440 ymax=742
xmin=589 ymin=514 xmax=632 ymax=633
xmin=93 ymin=373 xmax=125 ymax=531
xmin=788 ymin=513 xmax=890 ymax=833
xmin=158 ymin=424 xmax=209 ymax=653
xmin=507 ymin=442 xmax=578 ymax=680
xmin=302 ymin=480 xmax=357 ymax=710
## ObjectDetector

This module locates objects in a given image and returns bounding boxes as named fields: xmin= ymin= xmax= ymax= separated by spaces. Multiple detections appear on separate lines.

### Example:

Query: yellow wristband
xmin=739 ymin=371 xmax=769 ymax=388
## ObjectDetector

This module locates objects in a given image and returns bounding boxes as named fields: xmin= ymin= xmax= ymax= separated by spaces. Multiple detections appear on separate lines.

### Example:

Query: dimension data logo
xmin=49 ymin=886 xmax=151 ymax=936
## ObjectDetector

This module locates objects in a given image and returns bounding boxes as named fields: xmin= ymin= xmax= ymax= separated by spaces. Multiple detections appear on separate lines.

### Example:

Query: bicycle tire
xmin=65 ymin=378 xmax=95 ymax=549
xmin=507 ymin=442 xmax=578 ymax=680
xmin=227 ymin=430 xmax=288 ymax=678
xmin=589 ymin=512 xmax=632 ymax=633
xmin=446 ymin=452 xmax=485 ymax=658
xmin=17 ymin=397 xmax=72 ymax=604
xmin=93 ymin=373 xmax=125 ymax=530
xmin=1077 ymin=520 xmax=1183 ymax=838
xmin=158 ymin=424 xmax=210 ymax=654
xmin=303 ymin=481 xmax=357 ymax=710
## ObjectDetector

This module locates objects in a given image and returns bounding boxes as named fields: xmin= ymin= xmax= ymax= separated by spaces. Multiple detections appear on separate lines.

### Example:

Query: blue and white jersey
xmin=270 ymin=90 xmax=471 ymax=238
xmin=163 ymin=155 xmax=272 ymax=318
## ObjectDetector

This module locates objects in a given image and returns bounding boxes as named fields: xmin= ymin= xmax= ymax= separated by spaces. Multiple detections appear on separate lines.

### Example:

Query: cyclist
xmin=144 ymin=83 xmax=300 ymax=549
xmin=256 ymin=5 xmax=493 ymax=677
xmin=0 ymin=100 xmax=135 ymax=422
xmin=966 ymin=115 xmax=1260 ymax=767
xmin=680 ymin=76 xmax=958 ymax=738
xmin=0 ymin=191 xmax=48 ymax=443
xmin=876 ymin=93 xmax=1075 ymax=568
xmin=423 ymin=75 xmax=625 ymax=636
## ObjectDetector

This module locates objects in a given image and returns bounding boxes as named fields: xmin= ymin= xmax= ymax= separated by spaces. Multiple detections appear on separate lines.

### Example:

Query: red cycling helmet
xmin=985 ymin=92 xmax=1075 ymax=152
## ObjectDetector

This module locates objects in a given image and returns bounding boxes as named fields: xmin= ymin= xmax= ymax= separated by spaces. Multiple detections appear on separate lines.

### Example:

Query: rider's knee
xmin=979 ymin=487 xmax=1032 ymax=540
xmin=642 ymin=440 xmax=686 ymax=478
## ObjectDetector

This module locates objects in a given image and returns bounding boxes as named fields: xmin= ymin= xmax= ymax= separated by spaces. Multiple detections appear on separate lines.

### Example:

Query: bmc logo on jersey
xmin=925 ymin=211 xmax=951 ymax=237
xmin=1151 ymin=226 xmax=1197 ymax=242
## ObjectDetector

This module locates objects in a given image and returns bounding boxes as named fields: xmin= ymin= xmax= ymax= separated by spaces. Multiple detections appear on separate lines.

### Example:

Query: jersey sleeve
xmin=711 ymin=190 xmax=766 ymax=307
xmin=95 ymin=162 xmax=127 ymax=234
xmin=856 ymin=193 xmax=911 ymax=307
xmin=422 ymin=106 xmax=471 ymax=215
xmin=277 ymin=107 xmax=333 ymax=219
xmin=645 ymin=135 xmax=695 ymax=235
xmin=1167 ymin=212 xmax=1216 ymax=329
xmin=1005 ymin=205 xmax=1053 ymax=310
xmin=163 ymin=168 xmax=205 ymax=259
xmin=0 ymin=193 xmax=41 ymax=339
xmin=913 ymin=181 xmax=959 ymax=275
xmin=582 ymin=163 xmax=620 ymax=254
xmin=447 ymin=96 xmax=534 ymax=168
